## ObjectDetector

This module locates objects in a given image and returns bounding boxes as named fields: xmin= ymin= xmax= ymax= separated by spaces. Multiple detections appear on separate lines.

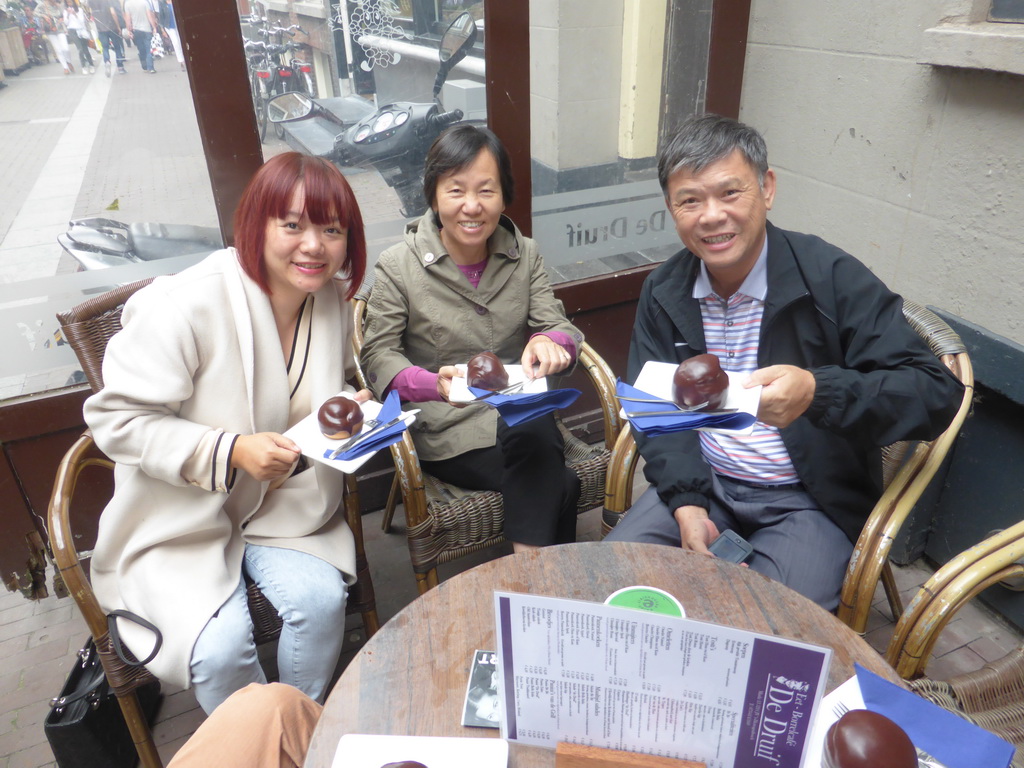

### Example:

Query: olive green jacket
xmin=361 ymin=213 xmax=583 ymax=461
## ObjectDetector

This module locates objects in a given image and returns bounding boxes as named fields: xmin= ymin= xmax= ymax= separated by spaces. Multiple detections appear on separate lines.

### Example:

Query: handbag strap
xmin=107 ymin=609 xmax=163 ymax=667
xmin=50 ymin=642 xmax=107 ymax=710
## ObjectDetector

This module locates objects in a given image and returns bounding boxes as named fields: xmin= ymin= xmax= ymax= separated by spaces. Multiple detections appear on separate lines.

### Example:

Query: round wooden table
xmin=305 ymin=542 xmax=900 ymax=767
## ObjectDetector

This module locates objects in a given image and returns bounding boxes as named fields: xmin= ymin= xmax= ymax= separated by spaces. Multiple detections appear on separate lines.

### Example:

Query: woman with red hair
xmin=85 ymin=152 xmax=368 ymax=714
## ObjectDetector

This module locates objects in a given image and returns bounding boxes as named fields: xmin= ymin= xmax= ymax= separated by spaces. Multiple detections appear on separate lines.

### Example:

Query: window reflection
xmin=0 ymin=3 xmax=219 ymax=401
xmin=250 ymin=1 xmax=486 ymax=260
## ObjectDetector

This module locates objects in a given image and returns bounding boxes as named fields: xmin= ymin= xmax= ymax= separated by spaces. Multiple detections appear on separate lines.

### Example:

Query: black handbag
xmin=44 ymin=634 xmax=162 ymax=768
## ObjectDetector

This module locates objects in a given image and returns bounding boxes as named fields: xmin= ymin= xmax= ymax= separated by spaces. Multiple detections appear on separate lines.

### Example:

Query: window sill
xmin=919 ymin=21 xmax=1024 ymax=76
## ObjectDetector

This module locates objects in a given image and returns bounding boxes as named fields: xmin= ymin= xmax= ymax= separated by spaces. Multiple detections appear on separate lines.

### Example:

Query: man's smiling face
xmin=665 ymin=149 xmax=776 ymax=296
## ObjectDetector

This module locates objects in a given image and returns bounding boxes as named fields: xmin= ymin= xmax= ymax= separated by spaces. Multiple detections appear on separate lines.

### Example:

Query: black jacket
xmin=629 ymin=221 xmax=964 ymax=542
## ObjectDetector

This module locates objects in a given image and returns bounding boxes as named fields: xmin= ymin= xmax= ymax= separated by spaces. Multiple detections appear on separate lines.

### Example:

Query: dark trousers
xmin=68 ymin=30 xmax=93 ymax=67
xmin=605 ymin=475 xmax=852 ymax=611
xmin=132 ymin=29 xmax=153 ymax=71
xmin=421 ymin=414 xmax=581 ymax=546
xmin=98 ymin=29 xmax=125 ymax=67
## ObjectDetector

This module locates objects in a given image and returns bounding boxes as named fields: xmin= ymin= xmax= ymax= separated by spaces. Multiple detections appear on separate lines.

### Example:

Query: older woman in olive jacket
xmin=360 ymin=125 xmax=583 ymax=549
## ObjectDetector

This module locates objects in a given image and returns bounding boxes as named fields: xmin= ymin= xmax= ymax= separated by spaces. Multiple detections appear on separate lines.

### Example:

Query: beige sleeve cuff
xmin=180 ymin=429 xmax=238 ymax=492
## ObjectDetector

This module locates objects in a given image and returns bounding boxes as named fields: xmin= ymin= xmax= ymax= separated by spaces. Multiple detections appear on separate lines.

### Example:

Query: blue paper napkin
xmin=466 ymin=386 xmax=581 ymax=427
xmin=856 ymin=664 xmax=1015 ymax=768
xmin=323 ymin=391 xmax=409 ymax=462
xmin=616 ymin=380 xmax=756 ymax=435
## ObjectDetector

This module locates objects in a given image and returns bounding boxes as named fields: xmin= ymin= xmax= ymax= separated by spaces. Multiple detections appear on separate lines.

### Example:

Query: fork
xmin=327 ymin=417 xmax=381 ymax=459
xmin=618 ymin=394 xmax=712 ymax=412
xmin=832 ymin=701 xmax=850 ymax=719
xmin=472 ymin=381 xmax=526 ymax=400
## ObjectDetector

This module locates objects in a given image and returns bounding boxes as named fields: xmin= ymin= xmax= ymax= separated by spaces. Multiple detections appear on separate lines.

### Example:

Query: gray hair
xmin=658 ymin=114 xmax=769 ymax=193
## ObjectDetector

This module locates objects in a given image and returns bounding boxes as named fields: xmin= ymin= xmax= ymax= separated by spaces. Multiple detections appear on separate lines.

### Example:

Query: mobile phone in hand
xmin=708 ymin=529 xmax=753 ymax=564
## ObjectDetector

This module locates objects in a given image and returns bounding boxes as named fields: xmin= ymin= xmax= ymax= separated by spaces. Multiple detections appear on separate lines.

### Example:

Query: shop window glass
xmin=243 ymin=0 xmax=486 ymax=268
xmin=529 ymin=1 xmax=711 ymax=283
xmin=0 ymin=1 xmax=220 ymax=402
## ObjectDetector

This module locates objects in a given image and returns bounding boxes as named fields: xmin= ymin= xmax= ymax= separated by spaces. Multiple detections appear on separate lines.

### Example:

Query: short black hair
xmin=423 ymin=123 xmax=515 ymax=211
xmin=658 ymin=114 xmax=769 ymax=193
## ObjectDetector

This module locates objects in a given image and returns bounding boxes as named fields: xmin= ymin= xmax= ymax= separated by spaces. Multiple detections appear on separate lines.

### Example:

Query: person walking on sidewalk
xmin=123 ymin=0 xmax=158 ymax=73
xmin=64 ymin=0 xmax=95 ymax=74
xmin=37 ymin=0 xmax=73 ymax=74
xmin=159 ymin=0 xmax=185 ymax=71
xmin=92 ymin=0 xmax=126 ymax=74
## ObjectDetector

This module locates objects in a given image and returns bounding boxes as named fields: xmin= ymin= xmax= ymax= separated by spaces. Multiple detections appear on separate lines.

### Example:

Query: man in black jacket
xmin=605 ymin=114 xmax=963 ymax=610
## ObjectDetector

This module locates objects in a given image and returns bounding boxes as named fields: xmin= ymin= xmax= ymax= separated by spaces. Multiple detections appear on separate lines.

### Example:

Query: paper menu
xmin=494 ymin=591 xmax=831 ymax=768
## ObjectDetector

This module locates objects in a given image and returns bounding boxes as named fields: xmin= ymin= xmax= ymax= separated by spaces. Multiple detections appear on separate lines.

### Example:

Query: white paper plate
xmin=628 ymin=360 xmax=761 ymax=435
xmin=283 ymin=393 xmax=415 ymax=474
xmin=332 ymin=733 xmax=509 ymax=768
xmin=449 ymin=363 xmax=547 ymax=403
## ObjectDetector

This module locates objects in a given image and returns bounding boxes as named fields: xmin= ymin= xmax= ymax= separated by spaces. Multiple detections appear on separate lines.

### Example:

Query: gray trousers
xmin=605 ymin=474 xmax=853 ymax=611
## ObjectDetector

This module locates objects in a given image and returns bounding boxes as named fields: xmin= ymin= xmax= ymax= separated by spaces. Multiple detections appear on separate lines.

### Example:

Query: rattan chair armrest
xmin=601 ymin=424 xmax=640 ymax=537
xmin=47 ymin=431 xmax=114 ymax=640
xmin=836 ymin=303 xmax=974 ymax=634
xmin=578 ymin=342 xmax=622 ymax=449
xmin=388 ymin=431 xmax=428 ymax=528
xmin=886 ymin=520 xmax=1024 ymax=679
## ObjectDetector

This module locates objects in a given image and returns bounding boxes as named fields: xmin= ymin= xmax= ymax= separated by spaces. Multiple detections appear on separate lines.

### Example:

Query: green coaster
xmin=605 ymin=586 xmax=685 ymax=618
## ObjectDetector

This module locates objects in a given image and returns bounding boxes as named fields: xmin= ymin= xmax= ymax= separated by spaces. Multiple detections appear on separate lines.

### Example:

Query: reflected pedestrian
xmin=159 ymin=0 xmax=184 ymax=71
xmin=123 ymin=0 xmax=158 ymax=73
xmin=91 ymin=0 xmax=126 ymax=75
xmin=37 ymin=0 xmax=72 ymax=74
xmin=64 ymin=0 xmax=95 ymax=74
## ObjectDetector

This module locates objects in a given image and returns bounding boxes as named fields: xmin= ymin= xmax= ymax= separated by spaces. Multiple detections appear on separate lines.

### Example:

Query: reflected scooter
xmin=268 ymin=12 xmax=482 ymax=217
xmin=57 ymin=217 xmax=223 ymax=271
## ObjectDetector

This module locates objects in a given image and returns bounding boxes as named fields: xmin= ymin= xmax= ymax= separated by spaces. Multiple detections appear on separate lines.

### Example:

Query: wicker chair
xmin=601 ymin=299 xmax=974 ymax=634
xmin=49 ymin=278 xmax=380 ymax=768
xmin=352 ymin=297 xmax=623 ymax=594
xmin=886 ymin=521 xmax=1024 ymax=767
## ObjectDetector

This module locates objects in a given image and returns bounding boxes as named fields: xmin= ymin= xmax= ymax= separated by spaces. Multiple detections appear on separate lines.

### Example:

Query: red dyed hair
xmin=233 ymin=152 xmax=367 ymax=300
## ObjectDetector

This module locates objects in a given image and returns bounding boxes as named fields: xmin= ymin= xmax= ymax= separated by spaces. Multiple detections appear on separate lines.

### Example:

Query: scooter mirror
xmin=435 ymin=12 xmax=478 ymax=99
xmin=268 ymin=93 xmax=315 ymax=123
xmin=439 ymin=12 xmax=477 ymax=64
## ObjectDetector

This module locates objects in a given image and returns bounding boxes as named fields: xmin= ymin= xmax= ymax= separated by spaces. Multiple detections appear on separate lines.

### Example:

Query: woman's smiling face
xmin=263 ymin=183 xmax=348 ymax=303
xmin=434 ymin=148 xmax=505 ymax=264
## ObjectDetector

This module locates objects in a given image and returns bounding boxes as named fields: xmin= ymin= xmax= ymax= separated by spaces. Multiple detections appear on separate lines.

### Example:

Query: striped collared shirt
xmin=693 ymin=239 xmax=799 ymax=485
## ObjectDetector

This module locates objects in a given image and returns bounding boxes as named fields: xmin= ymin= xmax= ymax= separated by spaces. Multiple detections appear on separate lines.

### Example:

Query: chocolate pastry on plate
xmin=672 ymin=353 xmax=729 ymax=409
xmin=467 ymin=350 xmax=509 ymax=391
xmin=317 ymin=396 xmax=364 ymax=439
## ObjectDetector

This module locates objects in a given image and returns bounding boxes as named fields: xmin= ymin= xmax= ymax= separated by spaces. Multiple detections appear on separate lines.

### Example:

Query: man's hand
xmin=746 ymin=365 xmax=816 ymax=428
xmin=231 ymin=433 xmax=301 ymax=481
xmin=351 ymin=388 xmax=373 ymax=404
xmin=673 ymin=505 xmax=719 ymax=555
xmin=521 ymin=335 xmax=572 ymax=380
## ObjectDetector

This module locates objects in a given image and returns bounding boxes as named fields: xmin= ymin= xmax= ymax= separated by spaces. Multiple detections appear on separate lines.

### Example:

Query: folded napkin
xmin=856 ymin=664 xmax=1015 ymax=768
xmin=323 ymin=391 xmax=409 ymax=462
xmin=467 ymin=386 xmax=581 ymax=427
xmin=616 ymin=380 xmax=756 ymax=436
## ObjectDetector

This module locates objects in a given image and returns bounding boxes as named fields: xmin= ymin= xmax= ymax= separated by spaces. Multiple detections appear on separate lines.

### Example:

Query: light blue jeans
xmin=189 ymin=543 xmax=348 ymax=714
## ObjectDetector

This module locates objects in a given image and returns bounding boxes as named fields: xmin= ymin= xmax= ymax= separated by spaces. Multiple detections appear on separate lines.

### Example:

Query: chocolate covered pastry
xmin=672 ymin=353 xmax=729 ymax=409
xmin=380 ymin=763 xmax=428 ymax=768
xmin=317 ymin=396 xmax=364 ymax=439
xmin=822 ymin=709 xmax=917 ymax=768
xmin=467 ymin=351 xmax=509 ymax=391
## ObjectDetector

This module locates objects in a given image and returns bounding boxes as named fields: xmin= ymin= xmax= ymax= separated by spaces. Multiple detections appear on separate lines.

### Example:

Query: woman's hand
xmin=231 ymin=432 xmax=301 ymax=481
xmin=436 ymin=365 xmax=462 ymax=404
xmin=351 ymin=388 xmax=373 ymax=403
xmin=521 ymin=335 xmax=572 ymax=380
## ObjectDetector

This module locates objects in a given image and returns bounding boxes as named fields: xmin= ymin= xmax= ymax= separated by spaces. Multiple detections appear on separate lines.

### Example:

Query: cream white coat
xmin=85 ymin=249 xmax=356 ymax=687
